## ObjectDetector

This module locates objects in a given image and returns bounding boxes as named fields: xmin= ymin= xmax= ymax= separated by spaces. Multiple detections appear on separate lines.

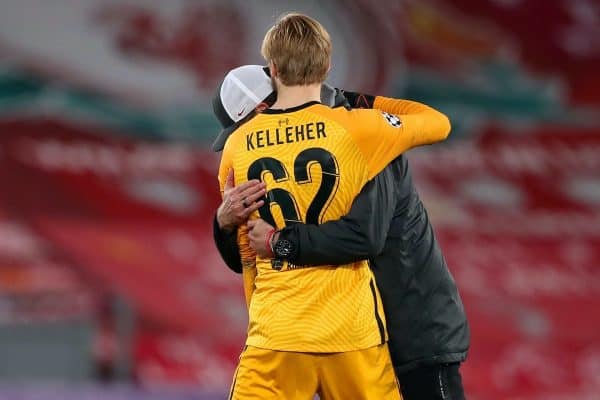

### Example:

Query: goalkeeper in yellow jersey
xmin=216 ymin=13 xmax=451 ymax=400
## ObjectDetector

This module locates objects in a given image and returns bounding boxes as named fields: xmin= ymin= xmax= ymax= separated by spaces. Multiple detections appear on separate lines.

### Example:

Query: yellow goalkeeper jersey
xmin=218 ymin=97 xmax=450 ymax=352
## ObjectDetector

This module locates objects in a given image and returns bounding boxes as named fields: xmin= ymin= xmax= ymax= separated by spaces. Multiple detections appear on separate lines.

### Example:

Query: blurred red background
xmin=0 ymin=1 xmax=598 ymax=399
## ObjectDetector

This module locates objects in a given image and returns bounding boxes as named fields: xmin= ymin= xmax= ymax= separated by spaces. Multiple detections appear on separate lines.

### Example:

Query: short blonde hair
xmin=261 ymin=13 xmax=331 ymax=86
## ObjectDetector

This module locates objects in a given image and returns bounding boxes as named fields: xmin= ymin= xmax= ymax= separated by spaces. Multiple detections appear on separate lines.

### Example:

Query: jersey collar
xmin=262 ymin=101 xmax=321 ymax=114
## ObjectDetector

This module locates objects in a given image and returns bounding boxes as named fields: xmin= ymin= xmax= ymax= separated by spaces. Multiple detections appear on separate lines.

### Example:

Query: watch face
xmin=274 ymin=239 xmax=293 ymax=258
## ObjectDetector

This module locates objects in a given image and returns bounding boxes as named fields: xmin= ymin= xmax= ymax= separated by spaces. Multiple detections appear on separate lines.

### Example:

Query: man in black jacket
xmin=212 ymin=65 xmax=470 ymax=399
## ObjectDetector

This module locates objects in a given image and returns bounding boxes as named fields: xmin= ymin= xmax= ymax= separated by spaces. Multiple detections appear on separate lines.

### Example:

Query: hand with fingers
xmin=217 ymin=169 xmax=266 ymax=232
xmin=247 ymin=219 xmax=277 ymax=258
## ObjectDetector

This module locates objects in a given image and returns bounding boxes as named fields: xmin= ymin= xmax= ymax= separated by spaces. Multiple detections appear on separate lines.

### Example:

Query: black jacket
xmin=213 ymin=155 xmax=469 ymax=374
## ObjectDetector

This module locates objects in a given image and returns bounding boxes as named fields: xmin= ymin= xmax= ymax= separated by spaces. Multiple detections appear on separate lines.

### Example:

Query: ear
xmin=255 ymin=102 xmax=269 ymax=113
xmin=269 ymin=61 xmax=277 ymax=78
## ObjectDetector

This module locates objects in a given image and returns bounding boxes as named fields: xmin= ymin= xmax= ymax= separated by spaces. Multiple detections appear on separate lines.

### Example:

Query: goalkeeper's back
xmin=219 ymin=98 xmax=450 ymax=352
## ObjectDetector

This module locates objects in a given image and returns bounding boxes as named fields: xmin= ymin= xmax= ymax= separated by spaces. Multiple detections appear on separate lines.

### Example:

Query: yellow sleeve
xmin=237 ymin=224 xmax=257 ymax=306
xmin=374 ymin=96 xmax=441 ymax=115
xmin=348 ymin=102 xmax=451 ymax=179
xmin=218 ymin=144 xmax=257 ymax=309
xmin=241 ymin=245 xmax=257 ymax=309
xmin=217 ymin=145 xmax=233 ymax=195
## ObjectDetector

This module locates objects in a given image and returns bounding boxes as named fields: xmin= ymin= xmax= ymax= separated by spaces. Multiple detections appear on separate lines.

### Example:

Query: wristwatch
xmin=272 ymin=237 xmax=295 ymax=259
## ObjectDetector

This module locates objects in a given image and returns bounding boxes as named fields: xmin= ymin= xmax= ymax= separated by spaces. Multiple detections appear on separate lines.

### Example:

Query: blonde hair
xmin=261 ymin=13 xmax=331 ymax=86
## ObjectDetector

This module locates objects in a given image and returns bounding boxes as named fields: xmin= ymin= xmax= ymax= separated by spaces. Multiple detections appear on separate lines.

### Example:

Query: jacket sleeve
xmin=281 ymin=166 xmax=397 ymax=266
xmin=212 ymin=215 xmax=243 ymax=274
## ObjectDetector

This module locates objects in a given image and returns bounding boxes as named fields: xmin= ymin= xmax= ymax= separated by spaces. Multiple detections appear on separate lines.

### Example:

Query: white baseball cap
xmin=211 ymin=65 xmax=274 ymax=151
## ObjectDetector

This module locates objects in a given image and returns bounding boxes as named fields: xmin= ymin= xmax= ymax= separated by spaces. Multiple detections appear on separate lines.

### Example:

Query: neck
xmin=272 ymin=82 xmax=321 ymax=109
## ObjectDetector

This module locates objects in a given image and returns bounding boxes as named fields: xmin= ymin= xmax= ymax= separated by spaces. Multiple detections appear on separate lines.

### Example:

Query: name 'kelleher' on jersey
xmin=218 ymin=97 xmax=450 ymax=353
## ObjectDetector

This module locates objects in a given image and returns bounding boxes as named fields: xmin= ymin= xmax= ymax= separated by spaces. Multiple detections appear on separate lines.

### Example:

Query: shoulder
xmin=311 ymin=105 xmax=381 ymax=128
xmin=345 ymin=107 xmax=388 ymax=127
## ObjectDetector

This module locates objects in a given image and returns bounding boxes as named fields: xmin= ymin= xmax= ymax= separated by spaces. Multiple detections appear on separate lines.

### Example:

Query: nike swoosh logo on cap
xmin=237 ymin=108 xmax=246 ymax=117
